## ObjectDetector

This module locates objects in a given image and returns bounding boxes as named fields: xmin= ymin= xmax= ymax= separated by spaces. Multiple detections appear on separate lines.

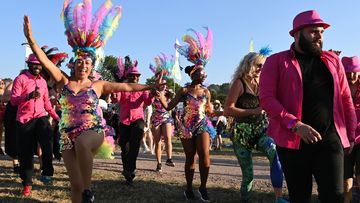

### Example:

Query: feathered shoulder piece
xmin=149 ymin=53 xmax=174 ymax=80
xmin=61 ymin=0 xmax=122 ymax=59
xmin=175 ymin=27 xmax=213 ymax=67
xmin=116 ymin=55 xmax=138 ymax=80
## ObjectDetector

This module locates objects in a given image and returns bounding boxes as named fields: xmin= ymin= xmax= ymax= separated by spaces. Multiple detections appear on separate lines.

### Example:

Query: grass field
xmin=0 ymin=138 xmax=321 ymax=203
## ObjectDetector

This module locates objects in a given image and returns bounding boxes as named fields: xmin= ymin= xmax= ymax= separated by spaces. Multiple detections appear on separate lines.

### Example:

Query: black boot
xmin=82 ymin=189 xmax=94 ymax=203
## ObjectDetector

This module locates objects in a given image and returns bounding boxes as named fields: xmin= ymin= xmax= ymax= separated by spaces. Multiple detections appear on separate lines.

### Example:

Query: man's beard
xmin=299 ymin=32 xmax=323 ymax=56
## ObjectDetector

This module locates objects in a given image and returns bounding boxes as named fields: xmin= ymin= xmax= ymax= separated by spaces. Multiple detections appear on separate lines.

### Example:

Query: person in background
xmin=149 ymin=54 xmax=176 ymax=172
xmin=113 ymin=56 xmax=155 ymax=186
xmin=210 ymin=100 xmax=226 ymax=150
xmin=341 ymin=56 xmax=360 ymax=203
xmin=142 ymin=105 xmax=154 ymax=154
xmin=0 ymin=79 xmax=7 ymax=155
xmin=259 ymin=10 xmax=356 ymax=202
xmin=3 ymin=79 xmax=20 ymax=173
xmin=11 ymin=54 xmax=59 ymax=196
xmin=158 ymin=27 xmax=215 ymax=202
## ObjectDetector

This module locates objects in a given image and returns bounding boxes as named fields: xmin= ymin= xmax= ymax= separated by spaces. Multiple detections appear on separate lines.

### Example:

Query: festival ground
xmin=0 ymin=140 xmax=319 ymax=203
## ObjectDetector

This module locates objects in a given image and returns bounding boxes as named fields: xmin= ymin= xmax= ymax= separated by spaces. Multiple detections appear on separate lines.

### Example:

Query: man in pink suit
xmin=259 ymin=10 xmax=357 ymax=203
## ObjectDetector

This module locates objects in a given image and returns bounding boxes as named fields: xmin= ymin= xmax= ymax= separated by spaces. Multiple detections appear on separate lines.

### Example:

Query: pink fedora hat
xmin=289 ymin=10 xmax=330 ymax=36
xmin=342 ymin=56 xmax=360 ymax=72
xmin=26 ymin=53 xmax=41 ymax=65
xmin=126 ymin=65 xmax=141 ymax=76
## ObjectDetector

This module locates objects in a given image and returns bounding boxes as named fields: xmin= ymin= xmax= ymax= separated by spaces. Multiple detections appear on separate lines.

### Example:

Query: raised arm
xmin=158 ymin=87 xmax=185 ymax=111
xmin=23 ymin=16 xmax=68 ymax=86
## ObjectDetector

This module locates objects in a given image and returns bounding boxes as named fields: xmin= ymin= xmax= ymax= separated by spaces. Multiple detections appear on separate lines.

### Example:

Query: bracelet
xmin=291 ymin=122 xmax=301 ymax=133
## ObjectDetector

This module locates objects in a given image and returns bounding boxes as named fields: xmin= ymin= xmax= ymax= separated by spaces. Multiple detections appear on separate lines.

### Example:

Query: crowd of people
xmin=0 ymin=1 xmax=359 ymax=203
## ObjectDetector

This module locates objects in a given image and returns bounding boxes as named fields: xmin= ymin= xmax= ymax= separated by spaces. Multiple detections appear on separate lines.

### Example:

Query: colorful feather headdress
xmin=116 ymin=56 xmax=138 ymax=81
xmin=175 ymin=27 xmax=213 ymax=67
xmin=61 ymin=0 xmax=122 ymax=60
xmin=149 ymin=53 xmax=174 ymax=81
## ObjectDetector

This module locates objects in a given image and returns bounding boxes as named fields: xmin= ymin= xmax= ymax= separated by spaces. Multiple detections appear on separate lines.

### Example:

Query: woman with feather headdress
xmin=156 ymin=27 xmax=215 ymax=202
xmin=149 ymin=53 xmax=176 ymax=172
xmin=223 ymin=48 xmax=287 ymax=203
xmin=23 ymin=0 xmax=163 ymax=202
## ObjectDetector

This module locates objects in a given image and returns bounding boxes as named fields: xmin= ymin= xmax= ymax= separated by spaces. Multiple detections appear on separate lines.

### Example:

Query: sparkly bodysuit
xmin=151 ymin=98 xmax=173 ymax=127
xmin=178 ymin=90 xmax=215 ymax=139
xmin=59 ymin=84 xmax=104 ymax=151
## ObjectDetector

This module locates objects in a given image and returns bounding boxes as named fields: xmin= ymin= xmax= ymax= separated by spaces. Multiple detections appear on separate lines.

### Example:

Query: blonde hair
xmin=231 ymin=52 xmax=266 ymax=84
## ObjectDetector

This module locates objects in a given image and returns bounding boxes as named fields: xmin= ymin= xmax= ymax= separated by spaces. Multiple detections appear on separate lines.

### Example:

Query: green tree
xmin=96 ymin=55 xmax=118 ymax=82
xmin=208 ymin=83 xmax=230 ymax=104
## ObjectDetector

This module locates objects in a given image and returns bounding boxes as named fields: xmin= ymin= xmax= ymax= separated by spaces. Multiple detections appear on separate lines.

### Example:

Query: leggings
xmin=233 ymin=135 xmax=283 ymax=201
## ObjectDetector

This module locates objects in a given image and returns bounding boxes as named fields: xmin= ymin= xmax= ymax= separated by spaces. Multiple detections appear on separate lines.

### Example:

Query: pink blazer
xmin=259 ymin=45 xmax=356 ymax=149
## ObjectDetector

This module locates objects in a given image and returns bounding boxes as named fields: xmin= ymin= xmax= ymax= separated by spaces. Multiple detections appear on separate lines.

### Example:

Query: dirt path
xmin=0 ymin=147 xmax=320 ymax=202
xmin=93 ymin=148 xmax=290 ymax=196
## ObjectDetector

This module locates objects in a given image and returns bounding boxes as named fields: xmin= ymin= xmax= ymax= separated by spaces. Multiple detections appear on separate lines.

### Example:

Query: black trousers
xmin=17 ymin=116 xmax=54 ymax=186
xmin=118 ymin=119 xmax=144 ymax=173
xmin=277 ymin=124 xmax=344 ymax=203
xmin=4 ymin=103 xmax=18 ymax=159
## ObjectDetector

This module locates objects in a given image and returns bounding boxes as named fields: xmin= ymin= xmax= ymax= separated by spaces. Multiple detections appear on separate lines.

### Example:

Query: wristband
xmin=291 ymin=122 xmax=301 ymax=133
xmin=288 ymin=119 xmax=299 ymax=132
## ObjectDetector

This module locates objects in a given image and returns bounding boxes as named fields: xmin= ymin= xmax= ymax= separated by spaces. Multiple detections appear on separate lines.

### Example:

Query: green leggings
xmin=232 ymin=136 xmax=283 ymax=201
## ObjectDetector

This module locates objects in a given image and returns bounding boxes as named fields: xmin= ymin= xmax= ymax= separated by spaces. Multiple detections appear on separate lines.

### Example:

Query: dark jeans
xmin=118 ymin=119 xmax=144 ymax=173
xmin=276 ymin=124 xmax=344 ymax=203
xmin=17 ymin=116 xmax=54 ymax=186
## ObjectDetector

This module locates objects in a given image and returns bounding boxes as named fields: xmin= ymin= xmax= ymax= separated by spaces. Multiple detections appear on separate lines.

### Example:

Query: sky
xmin=1 ymin=0 xmax=360 ymax=85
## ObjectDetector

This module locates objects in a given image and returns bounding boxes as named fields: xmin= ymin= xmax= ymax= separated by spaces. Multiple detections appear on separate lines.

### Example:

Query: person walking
xmin=259 ymin=10 xmax=357 ymax=203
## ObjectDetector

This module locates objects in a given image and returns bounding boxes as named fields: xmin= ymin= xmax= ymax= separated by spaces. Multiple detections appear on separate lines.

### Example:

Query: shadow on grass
xmin=90 ymin=178 xmax=277 ymax=203
xmin=91 ymin=178 xmax=319 ymax=202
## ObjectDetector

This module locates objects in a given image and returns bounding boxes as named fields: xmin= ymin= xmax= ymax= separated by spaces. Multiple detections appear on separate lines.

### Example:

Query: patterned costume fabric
xmin=233 ymin=136 xmax=283 ymax=201
xmin=177 ymin=90 xmax=216 ymax=139
xmin=59 ymin=84 xmax=104 ymax=151
xmin=232 ymin=80 xmax=269 ymax=150
xmin=231 ymin=79 xmax=283 ymax=201
xmin=151 ymin=98 xmax=173 ymax=127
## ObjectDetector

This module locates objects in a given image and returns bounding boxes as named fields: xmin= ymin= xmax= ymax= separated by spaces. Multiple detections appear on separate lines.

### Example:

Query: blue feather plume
xmin=259 ymin=46 xmax=272 ymax=56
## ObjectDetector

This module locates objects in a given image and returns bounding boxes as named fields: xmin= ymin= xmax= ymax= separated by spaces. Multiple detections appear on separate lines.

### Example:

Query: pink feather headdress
xmin=149 ymin=53 xmax=174 ymax=81
xmin=61 ymin=0 xmax=122 ymax=60
xmin=116 ymin=56 xmax=138 ymax=80
xmin=175 ymin=27 xmax=213 ymax=67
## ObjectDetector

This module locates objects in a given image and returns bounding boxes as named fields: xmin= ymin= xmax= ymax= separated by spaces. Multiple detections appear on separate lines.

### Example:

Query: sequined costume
xmin=178 ymin=90 xmax=216 ymax=139
xmin=151 ymin=98 xmax=173 ymax=127
xmin=59 ymin=84 xmax=104 ymax=151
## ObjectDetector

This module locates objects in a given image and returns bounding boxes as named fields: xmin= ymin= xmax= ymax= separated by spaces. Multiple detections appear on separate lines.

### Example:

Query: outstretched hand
xmin=23 ymin=15 xmax=33 ymax=42
xmin=155 ymin=70 xmax=167 ymax=89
